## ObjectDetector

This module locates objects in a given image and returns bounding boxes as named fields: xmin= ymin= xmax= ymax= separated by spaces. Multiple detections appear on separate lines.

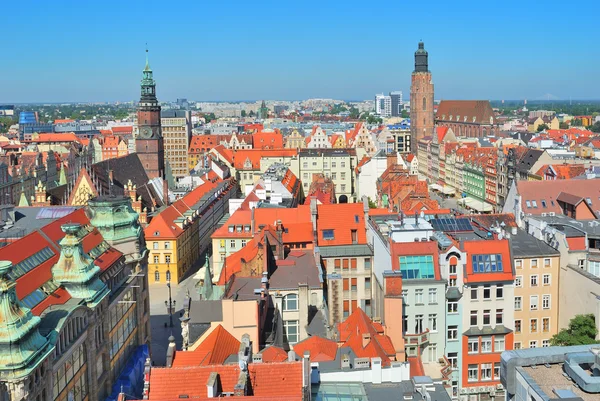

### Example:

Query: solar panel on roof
xmin=430 ymin=218 xmax=473 ymax=232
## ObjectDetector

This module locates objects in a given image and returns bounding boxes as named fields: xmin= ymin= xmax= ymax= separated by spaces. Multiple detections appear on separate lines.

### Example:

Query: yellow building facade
xmin=512 ymin=234 xmax=561 ymax=349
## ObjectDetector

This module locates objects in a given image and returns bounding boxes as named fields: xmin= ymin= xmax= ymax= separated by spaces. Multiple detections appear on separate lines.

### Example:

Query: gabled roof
xmin=172 ymin=325 xmax=240 ymax=367
xmin=436 ymin=100 xmax=496 ymax=125
xmin=292 ymin=335 xmax=338 ymax=362
xmin=535 ymin=164 xmax=586 ymax=180
xmin=260 ymin=345 xmax=288 ymax=362
xmin=337 ymin=308 xmax=396 ymax=366
xmin=461 ymin=238 xmax=514 ymax=284
xmin=516 ymin=178 xmax=600 ymax=216
xmin=147 ymin=361 xmax=304 ymax=400
xmin=316 ymin=203 xmax=366 ymax=246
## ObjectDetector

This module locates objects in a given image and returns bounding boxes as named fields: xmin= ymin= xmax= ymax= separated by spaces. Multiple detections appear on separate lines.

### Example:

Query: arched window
xmin=154 ymin=271 xmax=160 ymax=282
xmin=423 ymin=97 xmax=427 ymax=111
xmin=166 ymin=270 xmax=171 ymax=282
xmin=283 ymin=294 xmax=298 ymax=311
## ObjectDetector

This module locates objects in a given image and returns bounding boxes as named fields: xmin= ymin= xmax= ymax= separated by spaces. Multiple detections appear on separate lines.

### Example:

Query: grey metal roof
xmin=463 ymin=324 xmax=511 ymax=337
xmin=509 ymin=229 xmax=560 ymax=258
xmin=363 ymin=380 xmax=451 ymax=401
xmin=188 ymin=300 xmax=224 ymax=324
xmin=319 ymin=244 xmax=373 ymax=258
xmin=534 ymin=214 xmax=600 ymax=238
xmin=270 ymin=251 xmax=322 ymax=290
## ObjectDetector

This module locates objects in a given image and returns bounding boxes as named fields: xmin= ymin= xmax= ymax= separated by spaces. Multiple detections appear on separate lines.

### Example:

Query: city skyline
xmin=2 ymin=0 xmax=599 ymax=103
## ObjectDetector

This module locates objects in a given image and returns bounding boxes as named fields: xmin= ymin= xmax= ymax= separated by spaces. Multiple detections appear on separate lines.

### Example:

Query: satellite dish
xmin=238 ymin=359 xmax=247 ymax=372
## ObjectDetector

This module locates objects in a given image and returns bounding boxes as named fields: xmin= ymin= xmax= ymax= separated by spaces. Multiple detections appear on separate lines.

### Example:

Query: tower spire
xmin=144 ymin=44 xmax=151 ymax=71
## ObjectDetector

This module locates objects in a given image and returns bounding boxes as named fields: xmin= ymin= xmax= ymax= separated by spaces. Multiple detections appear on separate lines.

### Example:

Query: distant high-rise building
xmin=375 ymin=94 xmax=392 ymax=117
xmin=410 ymin=42 xmax=434 ymax=152
xmin=161 ymin=109 xmax=192 ymax=182
xmin=389 ymin=91 xmax=403 ymax=117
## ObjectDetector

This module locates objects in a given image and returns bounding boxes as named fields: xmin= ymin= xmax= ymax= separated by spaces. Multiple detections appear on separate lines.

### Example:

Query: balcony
xmin=404 ymin=329 xmax=430 ymax=347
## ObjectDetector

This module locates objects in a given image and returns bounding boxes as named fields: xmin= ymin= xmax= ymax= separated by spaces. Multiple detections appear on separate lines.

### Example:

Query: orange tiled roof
xmin=535 ymin=164 xmax=586 ymax=180
xmin=172 ymin=325 xmax=240 ymax=367
xmin=252 ymin=130 xmax=284 ymax=149
xmin=261 ymin=345 xmax=289 ymax=362
xmin=516 ymin=178 xmax=600 ymax=216
xmin=53 ymin=119 xmax=75 ymax=124
xmin=436 ymin=126 xmax=449 ymax=142
xmin=316 ymin=203 xmax=366 ymax=246
xmin=31 ymin=132 xmax=79 ymax=143
xmin=390 ymin=241 xmax=441 ymax=280
xmin=461 ymin=239 xmax=514 ymax=283
xmin=147 ymin=362 xmax=303 ymax=400
xmin=292 ymin=335 xmax=338 ymax=362
xmin=337 ymin=308 xmax=396 ymax=366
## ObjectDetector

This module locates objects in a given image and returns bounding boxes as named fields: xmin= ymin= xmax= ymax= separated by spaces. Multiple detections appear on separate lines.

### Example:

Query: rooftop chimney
xmin=383 ymin=270 xmax=405 ymax=361
xmin=251 ymin=207 xmax=255 ymax=234
xmin=166 ymin=335 xmax=176 ymax=367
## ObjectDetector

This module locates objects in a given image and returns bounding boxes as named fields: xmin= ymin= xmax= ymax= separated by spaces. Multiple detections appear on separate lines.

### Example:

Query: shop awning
xmin=441 ymin=186 xmax=455 ymax=195
xmin=430 ymin=184 xmax=443 ymax=191
xmin=464 ymin=197 xmax=494 ymax=212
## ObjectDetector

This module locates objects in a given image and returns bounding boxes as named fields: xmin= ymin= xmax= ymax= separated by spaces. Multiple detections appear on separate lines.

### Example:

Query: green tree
xmin=536 ymin=123 xmax=549 ymax=132
xmin=571 ymin=118 xmax=583 ymax=127
xmin=241 ymin=110 xmax=247 ymax=117
xmin=550 ymin=314 xmax=598 ymax=346
xmin=248 ymin=110 xmax=255 ymax=117
xmin=203 ymin=113 xmax=216 ymax=122
xmin=401 ymin=110 xmax=409 ymax=118
xmin=590 ymin=121 xmax=600 ymax=133
xmin=559 ymin=122 xmax=569 ymax=129
xmin=349 ymin=107 xmax=360 ymax=119
xmin=367 ymin=197 xmax=378 ymax=209
xmin=0 ymin=117 xmax=15 ymax=133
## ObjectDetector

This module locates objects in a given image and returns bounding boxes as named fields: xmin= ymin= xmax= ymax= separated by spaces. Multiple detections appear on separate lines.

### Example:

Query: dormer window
xmin=228 ymin=225 xmax=234 ymax=233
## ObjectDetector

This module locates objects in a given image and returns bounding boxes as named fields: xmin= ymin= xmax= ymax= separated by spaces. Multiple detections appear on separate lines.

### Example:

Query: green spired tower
xmin=51 ymin=223 xmax=109 ymax=305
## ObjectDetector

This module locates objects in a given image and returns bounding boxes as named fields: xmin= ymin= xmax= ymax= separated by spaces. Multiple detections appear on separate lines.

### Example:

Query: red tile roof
xmin=260 ymin=345 xmax=289 ymax=363
xmin=535 ymin=164 xmax=587 ymax=180
xmin=408 ymin=356 xmax=425 ymax=376
xmin=292 ymin=335 xmax=338 ymax=362
xmin=212 ymin=206 xmax=312 ymax=243
xmin=461 ymin=239 xmax=514 ymax=284
xmin=316 ymin=203 xmax=366 ymax=246
xmin=436 ymin=126 xmax=449 ymax=142
xmin=516 ymin=178 xmax=600 ymax=216
xmin=390 ymin=241 xmax=441 ymax=281
xmin=148 ymin=362 xmax=303 ymax=400
xmin=337 ymin=308 xmax=396 ymax=366
xmin=30 ymin=133 xmax=80 ymax=143
xmin=172 ymin=325 xmax=240 ymax=367
xmin=252 ymin=130 xmax=284 ymax=149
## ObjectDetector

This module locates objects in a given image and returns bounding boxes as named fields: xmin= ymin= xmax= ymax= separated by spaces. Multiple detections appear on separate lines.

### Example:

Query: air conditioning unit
xmin=496 ymin=384 xmax=504 ymax=390
xmin=460 ymin=389 xmax=469 ymax=395
xmin=489 ymin=390 xmax=496 ymax=397
xmin=548 ymin=212 xmax=555 ymax=216
xmin=469 ymin=388 xmax=478 ymax=394
xmin=487 ymin=386 xmax=495 ymax=393
xmin=541 ymin=213 xmax=547 ymax=217
xmin=478 ymin=387 xmax=487 ymax=393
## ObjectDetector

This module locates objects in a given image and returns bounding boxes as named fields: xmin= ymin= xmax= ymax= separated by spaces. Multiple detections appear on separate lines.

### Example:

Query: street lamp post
xmin=165 ymin=282 xmax=176 ymax=328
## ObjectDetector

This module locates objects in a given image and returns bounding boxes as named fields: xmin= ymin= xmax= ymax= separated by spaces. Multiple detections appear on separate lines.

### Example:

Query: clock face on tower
xmin=140 ymin=127 xmax=152 ymax=139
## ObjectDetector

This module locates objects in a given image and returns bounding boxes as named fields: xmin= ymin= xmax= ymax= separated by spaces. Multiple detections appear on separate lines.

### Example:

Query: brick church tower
xmin=410 ymin=42 xmax=435 ymax=152
xmin=136 ymin=51 xmax=166 ymax=178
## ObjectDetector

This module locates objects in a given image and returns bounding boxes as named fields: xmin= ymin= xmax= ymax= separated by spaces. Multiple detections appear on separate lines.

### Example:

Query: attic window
xmin=586 ymin=198 xmax=592 ymax=205
xmin=525 ymin=201 xmax=531 ymax=208
xmin=541 ymin=200 xmax=547 ymax=208
xmin=244 ymin=225 xmax=251 ymax=232
xmin=228 ymin=225 xmax=234 ymax=233
xmin=354 ymin=215 xmax=359 ymax=223
xmin=236 ymin=225 xmax=242 ymax=233
xmin=551 ymin=200 xmax=555 ymax=206
xmin=154 ymin=231 xmax=159 ymax=236
xmin=531 ymin=200 xmax=538 ymax=208
xmin=322 ymin=229 xmax=335 ymax=240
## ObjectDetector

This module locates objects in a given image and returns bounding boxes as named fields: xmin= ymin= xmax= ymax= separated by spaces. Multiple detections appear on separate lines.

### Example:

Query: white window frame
xmin=530 ymin=295 xmax=539 ymax=311
xmin=543 ymin=274 xmax=551 ymax=285
xmin=542 ymin=294 xmax=551 ymax=309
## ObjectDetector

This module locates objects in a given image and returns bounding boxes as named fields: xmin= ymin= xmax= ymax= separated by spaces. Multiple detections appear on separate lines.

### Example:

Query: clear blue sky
xmin=3 ymin=0 xmax=599 ymax=103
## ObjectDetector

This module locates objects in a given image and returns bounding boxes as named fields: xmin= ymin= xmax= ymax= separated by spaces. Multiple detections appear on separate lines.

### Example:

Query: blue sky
xmin=2 ymin=0 xmax=599 ymax=103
